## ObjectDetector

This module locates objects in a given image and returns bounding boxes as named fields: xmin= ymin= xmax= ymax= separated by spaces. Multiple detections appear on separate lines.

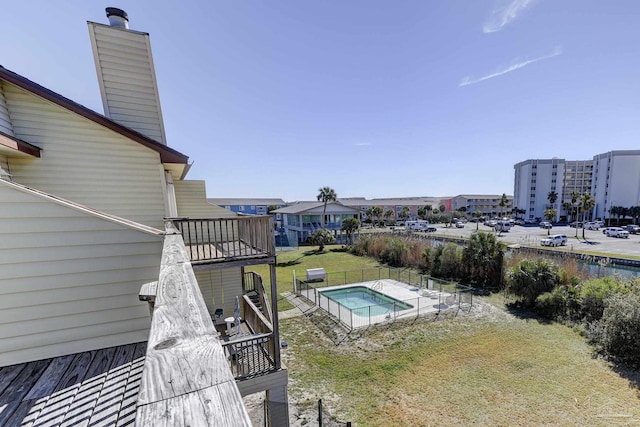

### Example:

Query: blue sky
xmin=2 ymin=1 xmax=639 ymax=201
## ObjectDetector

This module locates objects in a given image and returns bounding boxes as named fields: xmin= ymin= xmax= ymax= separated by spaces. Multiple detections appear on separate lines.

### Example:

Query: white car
xmin=605 ymin=227 xmax=630 ymax=238
xmin=584 ymin=222 xmax=600 ymax=230
xmin=540 ymin=234 xmax=568 ymax=247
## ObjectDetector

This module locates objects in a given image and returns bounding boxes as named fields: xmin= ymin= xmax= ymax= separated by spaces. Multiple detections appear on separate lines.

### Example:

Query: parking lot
xmin=413 ymin=223 xmax=640 ymax=258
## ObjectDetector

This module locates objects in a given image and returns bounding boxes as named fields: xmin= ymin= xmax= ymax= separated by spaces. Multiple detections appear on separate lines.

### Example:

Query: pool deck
xmin=302 ymin=279 xmax=458 ymax=328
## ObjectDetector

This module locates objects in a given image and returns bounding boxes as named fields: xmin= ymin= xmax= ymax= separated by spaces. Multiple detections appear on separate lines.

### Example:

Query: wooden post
xmin=138 ymin=281 xmax=158 ymax=318
xmin=318 ymin=399 xmax=323 ymax=427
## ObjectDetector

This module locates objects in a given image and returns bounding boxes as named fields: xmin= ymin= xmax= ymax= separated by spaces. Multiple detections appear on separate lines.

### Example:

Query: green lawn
xmin=281 ymin=300 xmax=640 ymax=426
xmin=246 ymin=245 xmax=383 ymax=311
xmin=258 ymin=248 xmax=640 ymax=425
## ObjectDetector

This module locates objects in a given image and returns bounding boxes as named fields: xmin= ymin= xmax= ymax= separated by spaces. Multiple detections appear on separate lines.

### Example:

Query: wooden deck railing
xmin=136 ymin=230 xmax=252 ymax=426
xmin=170 ymin=216 xmax=275 ymax=263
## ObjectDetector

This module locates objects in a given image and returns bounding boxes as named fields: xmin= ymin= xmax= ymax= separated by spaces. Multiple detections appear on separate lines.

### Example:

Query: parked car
xmin=623 ymin=225 xmax=640 ymax=234
xmin=514 ymin=219 xmax=525 ymax=225
xmin=605 ymin=227 xmax=630 ymax=238
xmin=569 ymin=221 xmax=583 ymax=228
xmin=602 ymin=227 xmax=615 ymax=234
xmin=540 ymin=234 xmax=568 ymax=247
xmin=455 ymin=222 xmax=464 ymax=228
xmin=584 ymin=222 xmax=600 ymax=230
xmin=425 ymin=226 xmax=437 ymax=232
xmin=539 ymin=221 xmax=552 ymax=229
xmin=524 ymin=218 xmax=537 ymax=224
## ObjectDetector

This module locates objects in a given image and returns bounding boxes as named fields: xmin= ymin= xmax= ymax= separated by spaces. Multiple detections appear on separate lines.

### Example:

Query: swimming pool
xmin=320 ymin=286 xmax=413 ymax=317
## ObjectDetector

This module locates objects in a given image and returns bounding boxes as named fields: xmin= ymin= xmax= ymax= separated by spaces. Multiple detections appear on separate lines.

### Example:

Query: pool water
xmin=321 ymin=286 xmax=413 ymax=317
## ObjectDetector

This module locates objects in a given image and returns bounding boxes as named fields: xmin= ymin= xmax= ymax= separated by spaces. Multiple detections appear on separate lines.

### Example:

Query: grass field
xmin=246 ymin=245 xmax=383 ymax=311
xmin=253 ymin=246 xmax=640 ymax=426
xmin=282 ymin=309 xmax=640 ymax=426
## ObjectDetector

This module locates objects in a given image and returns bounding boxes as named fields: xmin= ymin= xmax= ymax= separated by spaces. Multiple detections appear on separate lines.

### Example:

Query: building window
xmin=251 ymin=205 xmax=256 ymax=210
xmin=239 ymin=205 xmax=245 ymax=211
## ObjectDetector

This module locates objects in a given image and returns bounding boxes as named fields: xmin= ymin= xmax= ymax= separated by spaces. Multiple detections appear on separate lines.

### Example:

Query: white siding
xmin=0 ymin=154 xmax=8 ymax=176
xmin=0 ymin=81 xmax=14 ymax=136
xmin=0 ymin=182 xmax=163 ymax=367
xmin=195 ymin=268 xmax=243 ymax=323
xmin=88 ymin=23 xmax=167 ymax=145
xmin=3 ymin=82 xmax=167 ymax=229
xmin=174 ymin=180 xmax=237 ymax=218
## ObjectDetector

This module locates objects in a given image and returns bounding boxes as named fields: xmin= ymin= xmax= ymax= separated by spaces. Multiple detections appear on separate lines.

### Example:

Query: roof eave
xmin=0 ymin=66 xmax=188 ymax=165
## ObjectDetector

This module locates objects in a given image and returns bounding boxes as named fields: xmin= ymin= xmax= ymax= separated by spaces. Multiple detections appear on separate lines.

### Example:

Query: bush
xmin=462 ymin=232 xmax=505 ymax=289
xmin=307 ymin=228 xmax=335 ymax=251
xmin=431 ymin=243 xmax=463 ymax=279
xmin=589 ymin=292 xmax=640 ymax=368
xmin=380 ymin=238 xmax=407 ymax=267
xmin=579 ymin=277 xmax=628 ymax=322
xmin=506 ymin=259 xmax=561 ymax=308
xmin=536 ymin=284 xmax=580 ymax=321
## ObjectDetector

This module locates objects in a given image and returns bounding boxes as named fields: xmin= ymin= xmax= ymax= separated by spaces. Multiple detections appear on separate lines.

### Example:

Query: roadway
xmin=404 ymin=223 xmax=640 ymax=259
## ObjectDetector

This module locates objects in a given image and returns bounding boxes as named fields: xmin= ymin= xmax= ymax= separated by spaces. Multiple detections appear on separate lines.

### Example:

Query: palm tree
xmin=547 ymin=191 xmax=558 ymax=222
xmin=630 ymin=205 xmax=640 ymax=225
xmin=580 ymin=193 xmax=595 ymax=239
xmin=341 ymin=217 xmax=360 ymax=245
xmin=317 ymin=186 xmax=337 ymax=228
xmin=383 ymin=209 xmax=394 ymax=225
xmin=571 ymin=191 xmax=580 ymax=236
xmin=462 ymin=231 xmax=506 ymax=289
xmin=499 ymin=193 xmax=509 ymax=219
xmin=474 ymin=210 xmax=483 ymax=230
xmin=543 ymin=208 xmax=557 ymax=235
xmin=370 ymin=206 xmax=383 ymax=227
xmin=398 ymin=206 xmax=411 ymax=222
xmin=610 ymin=205 xmax=622 ymax=225
xmin=562 ymin=201 xmax=573 ymax=222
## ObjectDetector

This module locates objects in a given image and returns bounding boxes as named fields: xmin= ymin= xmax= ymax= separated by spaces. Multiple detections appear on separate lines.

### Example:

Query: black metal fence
xmin=295 ymin=267 xmax=473 ymax=330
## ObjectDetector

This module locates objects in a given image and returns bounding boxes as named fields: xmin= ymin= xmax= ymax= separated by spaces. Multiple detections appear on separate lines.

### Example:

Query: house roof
xmin=0 ymin=65 xmax=189 ymax=165
xmin=454 ymin=194 xmax=513 ymax=199
xmin=207 ymin=198 xmax=285 ymax=206
xmin=340 ymin=197 xmax=440 ymax=207
xmin=273 ymin=201 xmax=359 ymax=214
xmin=1 ymin=179 xmax=164 ymax=235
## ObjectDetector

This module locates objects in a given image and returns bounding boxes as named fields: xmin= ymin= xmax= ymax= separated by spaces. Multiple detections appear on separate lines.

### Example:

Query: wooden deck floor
xmin=185 ymin=241 xmax=268 ymax=262
xmin=0 ymin=342 xmax=146 ymax=427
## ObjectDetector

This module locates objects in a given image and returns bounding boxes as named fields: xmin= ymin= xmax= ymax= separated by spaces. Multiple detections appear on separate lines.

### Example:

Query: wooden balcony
xmin=169 ymin=216 xmax=276 ymax=269
xmin=137 ymin=227 xmax=286 ymax=425
xmin=136 ymin=230 xmax=253 ymax=425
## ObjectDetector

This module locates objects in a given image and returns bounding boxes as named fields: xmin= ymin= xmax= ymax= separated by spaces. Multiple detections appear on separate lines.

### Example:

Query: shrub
xmin=462 ymin=232 xmax=505 ymax=289
xmin=536 ymin=284 xmax=580 ymax=321
xmin=307 ymin=228 xmax=335 ymax=251
xmin=579 ymin=277 xmax=628 ymax=322
xmin=380 ymin=238 xmax=407 ymax=267
xmin=431 ymin=243 xmax=463 ymax=280
xmin=589 ymin=292 xmax=640 ymax=368
xmin=506 ymin=259 xmax=561 ymax=308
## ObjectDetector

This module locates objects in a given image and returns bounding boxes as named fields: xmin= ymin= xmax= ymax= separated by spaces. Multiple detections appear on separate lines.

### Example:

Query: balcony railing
xmin=170 ymin=216 xmax=275 ymax=264
xmin=136 ymin=230 xmax=252 ymax=425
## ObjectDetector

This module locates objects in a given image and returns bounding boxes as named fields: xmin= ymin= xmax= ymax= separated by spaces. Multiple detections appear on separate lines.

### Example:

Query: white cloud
xmin=483 ymin=0 xmax=536 ymax=33
xmin=354 ymin=142 xmax=371 ymax=147
xmin=459 ymin=46 xmax=562 ymax=87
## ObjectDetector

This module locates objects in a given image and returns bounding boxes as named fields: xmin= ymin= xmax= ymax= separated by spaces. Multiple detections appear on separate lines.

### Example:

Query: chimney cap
xmin=105 ymin=7 xmax=128 ymax=20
